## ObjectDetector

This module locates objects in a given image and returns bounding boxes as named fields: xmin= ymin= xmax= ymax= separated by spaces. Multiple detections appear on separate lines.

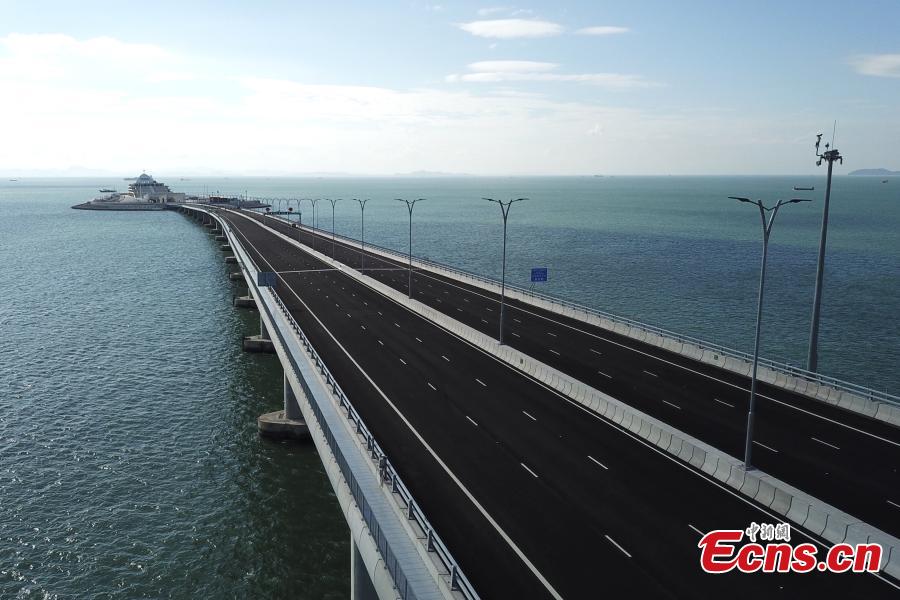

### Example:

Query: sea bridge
xmin=177 ymin=202 xmax=900 ymax=599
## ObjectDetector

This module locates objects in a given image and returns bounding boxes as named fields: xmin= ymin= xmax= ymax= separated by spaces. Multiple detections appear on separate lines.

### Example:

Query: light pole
xmin=396 ymin=198 xmax=425 ymax=298
xmin=806 ymin=132 xmax=843 ymax=374
xmin=483 ymin=197 xmax=527 ymax=345
xmin=354 ymin=198 xmax=369 ymax=272
xmin=309 ymin=198 xmax=320 ymax=252
xmin=730 ymin=195 xmax=811 ymax=470
xmin=327 ymin=198 xmax=340 ymax=259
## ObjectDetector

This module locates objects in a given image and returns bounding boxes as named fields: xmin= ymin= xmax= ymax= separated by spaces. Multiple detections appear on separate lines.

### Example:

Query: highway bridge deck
xmin=216 ymin=208 xmax=897 ymax=598
xmin=247 ymin=210 xmax=900 ymax=541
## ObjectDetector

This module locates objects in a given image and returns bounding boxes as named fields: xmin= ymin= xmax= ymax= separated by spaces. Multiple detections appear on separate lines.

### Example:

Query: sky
xmin=0 ymin=1 xmax=898 ymax=176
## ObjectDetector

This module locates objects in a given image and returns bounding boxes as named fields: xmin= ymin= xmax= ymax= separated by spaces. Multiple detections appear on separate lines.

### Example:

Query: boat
xmin=883 ymin=180 xmax=889 ymax=184
xmin=99 ymin=188 xmax=116 ymax=193
xmin=72 ymin=173 xmax=186 ymax=210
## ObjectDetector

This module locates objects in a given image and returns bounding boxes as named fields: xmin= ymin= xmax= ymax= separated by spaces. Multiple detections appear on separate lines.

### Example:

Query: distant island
xmin=848 ymin=168 xmax=900 ymax=176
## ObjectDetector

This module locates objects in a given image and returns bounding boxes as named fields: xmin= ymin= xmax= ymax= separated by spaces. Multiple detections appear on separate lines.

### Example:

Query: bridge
xmin=178 ymin=202 xmax=900 ymax=599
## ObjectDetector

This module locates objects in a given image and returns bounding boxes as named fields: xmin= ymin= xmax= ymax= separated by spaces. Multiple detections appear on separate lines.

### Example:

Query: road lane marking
xmin=522 ymin=411 xmax=537 ymax=421
xmin=377 ymin=311 xmax=382 ymax=316
xmin=887 ymin=500 xmax=900 ymax=510
xmin=604 ymin=535 xmax=631 ymax=558
xmin=394 ymin=322 xmax=401 ymax=328
xmin=521 ymin=463 xmax=539 ymax=478
xmin=360 ymin=325 xmax=366 ymax=330
xmin=442 ymin=355 xmax=450 ymax=362
xmin=481 ymin=319 xmax=489 ymax=324
xmin=511 ymin=332 xmax=521 ymax=338
xmin=415 ymin=337 xmax=422 ymax=343
xmin=547 ymin=332 xmax=557 ymax=337
xmin=399 ymin=358 xmax=407 ymax=365
xmin=587 ymin=455 xmax=608 ymax=470
xmin=485 ymin=307 xmax=493 ymax=312
xmin=513 ymin=318 xmax=522 ymax=323
xmin=714 ymin=398 xmax=734 ymax=408
xmin=598 ymin=371 xmax=612 ymax=379
xmin=662 ymin=400 xmax=681 ymax=410
xmin=549 ymin=349 xmax=560 ymax=356
xmin=688 ymin=524 xmax=704 ymax=536
xmin=643 ymin=370 xmax=658 ymax=377
xmin=475 ymin=378 xmax=487 ymax=387
xmin=753 ymin=440 xmax=779 ymax=453
xmin=590 ymin=348 xmax=602 ymax=355
xmin=377 ymin=340 xmax=384 ymax=346
xmin=811 ymin=437 xmax=840 ymax=451
xmin=427 ymin=382 xmax=436 ymax=391
xmin=466 ymin=415 xmax=478 ymax=426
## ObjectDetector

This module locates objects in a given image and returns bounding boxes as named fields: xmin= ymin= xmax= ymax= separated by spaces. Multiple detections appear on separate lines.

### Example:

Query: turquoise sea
xmin=0 ymin=176 xmax=897 ymax=598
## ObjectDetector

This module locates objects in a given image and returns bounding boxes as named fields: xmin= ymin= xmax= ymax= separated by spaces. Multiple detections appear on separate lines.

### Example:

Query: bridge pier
xmin=243 ymin=313 xmax=274 ymax=353
xmin=351 ymin=534 xmax=379 ymax=600
xmin=233 ymin=294 xmax=256 ymax=308
xmin=258 ymin=374 xmax=309 ymax=440
xmin=229 ymin=271 xmax=245 ymax=282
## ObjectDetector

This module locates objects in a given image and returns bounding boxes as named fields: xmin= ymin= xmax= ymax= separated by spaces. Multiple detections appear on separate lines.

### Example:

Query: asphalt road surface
xmin=247 ymin=209 xmax=900 ymax=541
xmin=204 ymin=208 xmax=898 ymax=599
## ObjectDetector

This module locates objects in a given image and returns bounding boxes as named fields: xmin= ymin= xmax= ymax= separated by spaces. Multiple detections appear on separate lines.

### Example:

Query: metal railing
xmin=202 ymin=207 xmax=479 ymax=600
xmin=257 ymin=209 xmax=898 ymax=408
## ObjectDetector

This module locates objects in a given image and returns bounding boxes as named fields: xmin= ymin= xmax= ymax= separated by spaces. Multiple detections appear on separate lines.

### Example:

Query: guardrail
xmin=251 ymin=206 xmax=898 ymax=409
xmin=206 ymin=207 xmax=478 ymax=600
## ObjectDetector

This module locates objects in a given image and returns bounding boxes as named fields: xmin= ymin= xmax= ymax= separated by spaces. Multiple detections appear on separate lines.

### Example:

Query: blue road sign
xmin=257 ymin=272 xmax=278 ymax=287
xmin=531 ymin=267 xmax=548 ymax=282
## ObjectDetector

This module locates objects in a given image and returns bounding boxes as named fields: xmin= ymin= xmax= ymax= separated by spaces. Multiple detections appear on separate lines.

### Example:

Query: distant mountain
xmin=848 ymin=168 xmax=900 ymax=176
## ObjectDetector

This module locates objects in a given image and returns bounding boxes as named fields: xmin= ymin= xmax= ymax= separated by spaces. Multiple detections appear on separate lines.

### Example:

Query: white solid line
xmin=522 ymin=410 xmax=537 ymax=421
xmin=549 ymin=349 xmax=560 ymax=356
xmin=442 ymin=355 xmax=450 ymax=362
xmin=427 ymin=382 xmax=436 ymax=391
xmin=811 ymin=437 xmax=841 ymax=451
xmin=688 ymin=524 xmax=704 ymax=536
xmin=466 ymin=416 xmax=479 ymax=427
xmin=598 ymin=371 xmax=612 ymax=379
xmin=887 ymin=500 xmax=900 ymax=510
xmin=589 ymin=348 xmax=602 ymax=355
xmin=713 ymin=398 xmax=734 ymax=408
xmin=521 ymin=463 xmax=539 ymax=478
xmin=475 ymin=378 xmax=487 ymax=387
xmin=643 ymin=370 xmax=658 ymax=377
xmin=587 ymin=455 xmax=608 ymax=470
xmin=753 ymin=440 xmax=779 ymax=453
xmin=662 ymin=400 xmax=681 ymax=410
xmin=604 ymin=535 xmax=631 ymax=558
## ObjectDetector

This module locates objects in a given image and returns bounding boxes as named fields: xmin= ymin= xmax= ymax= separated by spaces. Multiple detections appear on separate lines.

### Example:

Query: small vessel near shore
xmin=99 ymin=187 xmax=116 ymax=193
xmin=73 ymin=173 xmax=186 ymax=210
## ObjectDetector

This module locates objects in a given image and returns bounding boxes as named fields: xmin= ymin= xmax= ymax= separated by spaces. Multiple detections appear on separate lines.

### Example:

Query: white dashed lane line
xmin=521 ymin=463 xmax=539 ymax=478
xmin=662 ymin=400 xmax=681 ymax=410
xmin=811 ymin=437 xmax=841 ymax=451
xmin=713 ymin=398 xmax=734 ymax=408
xmin=475 ymin=378 xmax=487 ymax=387
xmin=442 ymin=355 xmax=450 ymax=362
xmin=399 ymin=358 xmax=407 ymax=365
xmin=887 ymin=500 xmax=900 ymax=510
xmin=753 ymin=440 xmax=779 ymax=453
xmin=587 ymin=455 xmax=608 ymax=470
xmin=377 ymin=340 xmax=384 ymax=346
xmin=427 ymin=382 xmax=436 ymax=391
xmin=549 ymin=349 xmax=560 ymax=356
xmin=643 ymin=370 xmax=658 ymax=377
xmin=415 ymin=337 xmax=423 ymax=343
xmin=605 ymin=535 xmax=631 ymax=558
xmin=598 ymin=371 xmax=613 ymax=379
xmin=522 ymin=411 xmax=537 ymax=421
xmin=466 ymin=416 xmax=479 ymax=427
xmin=688 ymin=524 xmax=704 ymax=536
xmin=547 ymin=332 xmax=557 ymax=337
xmin=590 ymin=348 xmax=602 ymax=355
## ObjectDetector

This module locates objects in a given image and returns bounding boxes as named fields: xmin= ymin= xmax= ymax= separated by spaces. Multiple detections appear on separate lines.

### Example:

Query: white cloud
xmin=468 ymin=60 xmax=558 ymax=73
xmin=849 ymin=54 xmax=900 ymax=78
xmin=576 ymin=26 xmax=630 ymax=36
xmin=477 ymin=6 xmax=512 ymax=16
xmin=457 ymin=19 xmax=563 ymax=39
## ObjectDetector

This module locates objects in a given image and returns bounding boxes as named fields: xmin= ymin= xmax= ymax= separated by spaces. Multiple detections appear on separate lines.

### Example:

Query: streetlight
xmin=354 ymin=198 xmax=369 ymax=272
xmin=396 ymin=199 xmax=425 ymax=298
xmin=807 ymin=132 xmax=843 ymax=373
xmin=730 ymin=195 xmax=811 ymax=470
xmin=309 ymin=198 xmax=320 ymax=252
xmin=327 ymin=198 xmax=341 ymax=259
xmin=483 ymin=197 xmax=527 ymax=345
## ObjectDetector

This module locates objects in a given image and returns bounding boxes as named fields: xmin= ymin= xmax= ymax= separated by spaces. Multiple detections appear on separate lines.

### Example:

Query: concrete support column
xmin=351 ymin=534 xmax=379 ymax=600
xmin=260 ymin=314 xmax=269 ymax=341
xmin=284 ymin=373 xmax=302 ymax=420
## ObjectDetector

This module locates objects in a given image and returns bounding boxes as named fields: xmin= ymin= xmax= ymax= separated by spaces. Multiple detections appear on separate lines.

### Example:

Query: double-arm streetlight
xmin=327 ymin=198 xmax=341 ymax=259
xmin=354 ymin=198 xmax=369 ymax=272
xmin=308 ymin=198 xmax=320 ymax=252
xmin=730 ymin=195 xmax=811 ymax=470
xmin=484 ymin=197 xmax=527 ymax=345
xmin=396 ymin=198 xmax=425 ymax=298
